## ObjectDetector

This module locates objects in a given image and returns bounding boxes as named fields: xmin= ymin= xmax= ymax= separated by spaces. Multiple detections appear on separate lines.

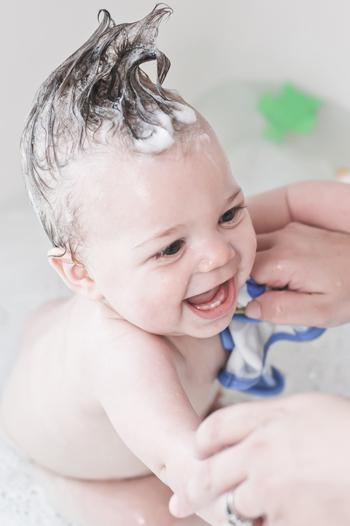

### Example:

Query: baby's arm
xmin=93 ymin=325 xmax=221 ymax=525
xmin=247 ymin=180 xmax=350 ymax=234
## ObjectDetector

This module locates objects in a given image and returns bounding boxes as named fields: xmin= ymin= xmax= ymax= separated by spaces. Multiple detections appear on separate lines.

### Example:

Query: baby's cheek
xmin=249 ymin=235 xmax=258 ymax=268
xmin=143 ymin=281 xmax=182 ymax=326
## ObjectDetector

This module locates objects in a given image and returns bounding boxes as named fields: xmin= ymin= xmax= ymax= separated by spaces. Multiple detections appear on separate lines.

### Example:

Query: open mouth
xmin=185 ymin=278 xmax=236 ymax=320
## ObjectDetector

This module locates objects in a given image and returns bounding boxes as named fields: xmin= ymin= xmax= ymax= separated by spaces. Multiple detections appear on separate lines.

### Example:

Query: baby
xmin=0 ymin=6 xmax=323 ymax=526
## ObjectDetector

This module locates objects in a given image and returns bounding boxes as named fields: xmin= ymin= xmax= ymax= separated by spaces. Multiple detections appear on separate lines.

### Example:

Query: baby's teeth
xmin=194 ymin=288 xmax=225 ymax=311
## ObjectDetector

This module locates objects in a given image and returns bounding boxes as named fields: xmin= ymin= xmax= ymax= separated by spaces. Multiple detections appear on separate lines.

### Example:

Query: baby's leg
xmin=34 ymin=465 xmax=207 ymax=526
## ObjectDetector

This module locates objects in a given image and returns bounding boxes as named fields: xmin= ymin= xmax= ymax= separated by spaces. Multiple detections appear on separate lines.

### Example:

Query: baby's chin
xmin=165 ymin=308 xmax=238 ymax=340
xmin=186 ymin=311 xmax=237 ymax=339
xmin=140 ymin=309 xmax=236 ymax=339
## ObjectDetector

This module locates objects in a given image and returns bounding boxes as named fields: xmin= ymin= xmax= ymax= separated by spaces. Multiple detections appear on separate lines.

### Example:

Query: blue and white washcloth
xmin=218 ymin=279 xmax=325 ymax=397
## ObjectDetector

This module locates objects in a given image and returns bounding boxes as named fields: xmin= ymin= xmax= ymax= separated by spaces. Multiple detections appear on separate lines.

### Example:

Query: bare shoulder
xmin=89 ymin=304 xmax=184 ymax=394
xmin=92 ymin=304 xmax=181 ymax=367
xmin=19 ymin=296 xmax=74 ymax=354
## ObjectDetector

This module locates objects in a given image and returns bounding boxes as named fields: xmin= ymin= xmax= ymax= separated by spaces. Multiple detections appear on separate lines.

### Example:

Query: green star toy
xmin=258 ymin=83 xmax=322 ymax=142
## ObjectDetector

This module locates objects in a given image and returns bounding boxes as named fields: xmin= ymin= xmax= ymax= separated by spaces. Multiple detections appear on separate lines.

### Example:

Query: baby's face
xmin=80 ymin=132 xmax=256 ymax=338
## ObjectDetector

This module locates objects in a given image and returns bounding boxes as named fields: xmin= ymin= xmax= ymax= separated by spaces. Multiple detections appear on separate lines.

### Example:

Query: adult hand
xmin=245 ymin=222 xmax=350 ymax=327
xmin=169 ymin=393 xmax=350 ymax=526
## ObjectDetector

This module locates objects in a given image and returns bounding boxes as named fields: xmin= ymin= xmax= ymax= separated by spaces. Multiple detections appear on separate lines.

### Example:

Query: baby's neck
xmin=165 ymin=333 xmax=220 ymax=361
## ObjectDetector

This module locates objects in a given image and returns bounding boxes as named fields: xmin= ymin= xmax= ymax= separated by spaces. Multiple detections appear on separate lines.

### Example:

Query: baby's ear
xmin=47 ymin=248 xmax=103 ymax=301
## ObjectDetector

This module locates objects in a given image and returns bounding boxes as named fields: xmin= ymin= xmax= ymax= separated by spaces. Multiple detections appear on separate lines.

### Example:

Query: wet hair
xmin=20 ymin=4 xmax=197 ymax=262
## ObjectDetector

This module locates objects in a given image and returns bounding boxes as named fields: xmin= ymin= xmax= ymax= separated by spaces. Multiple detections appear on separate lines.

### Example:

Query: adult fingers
xmin=170 ymin=401 xmax=282 ymax=519
xmin=245 ymin=290 xmax=329 ymax=327
xmin=251 ymin=250 xmax=295 ymax=289
xmin=196 ymin=401 xmax=280 ymax=458
xmin=233 ymin=479 xmax=265 ymax=520
xmin=252 ymin=249 xmax=332 ymax=293
xmin=256 ymin=232 xmax=278 ymax=252
xmin=169 ymin=444 xmax=248 ymax=517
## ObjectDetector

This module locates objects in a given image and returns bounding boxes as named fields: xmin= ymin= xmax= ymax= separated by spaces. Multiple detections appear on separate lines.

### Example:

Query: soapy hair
xmin=20 ymin=4 xmax=197 ymax=262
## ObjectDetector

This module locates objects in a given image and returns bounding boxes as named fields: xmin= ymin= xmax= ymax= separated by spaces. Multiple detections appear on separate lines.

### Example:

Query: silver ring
xmin=226 ymin=490 xmax=253 ymax=526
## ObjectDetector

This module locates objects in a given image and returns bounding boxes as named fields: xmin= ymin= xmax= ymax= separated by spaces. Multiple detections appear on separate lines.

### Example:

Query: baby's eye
xmin=155 ymin=239 xmax=185 ymax=259
xmin=219 ymin=206 xmax=245 ymax=225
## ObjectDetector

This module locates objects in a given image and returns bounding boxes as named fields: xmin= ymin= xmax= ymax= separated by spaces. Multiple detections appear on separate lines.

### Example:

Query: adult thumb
xmin=245 ymin=289 xmax=328 ymax=327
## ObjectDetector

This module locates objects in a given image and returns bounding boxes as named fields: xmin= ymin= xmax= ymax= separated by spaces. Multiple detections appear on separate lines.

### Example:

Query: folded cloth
xmin=218 ymin=279 xmax=325 ymax=396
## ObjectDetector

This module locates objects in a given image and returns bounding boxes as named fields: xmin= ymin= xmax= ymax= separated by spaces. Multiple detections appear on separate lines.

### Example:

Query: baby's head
xmin=21 ymin=5 xmax=256 ymax=338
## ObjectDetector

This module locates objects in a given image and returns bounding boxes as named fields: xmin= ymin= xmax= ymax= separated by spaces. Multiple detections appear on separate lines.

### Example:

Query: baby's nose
xmin=197 ymin=240 xmax=236 ymax=273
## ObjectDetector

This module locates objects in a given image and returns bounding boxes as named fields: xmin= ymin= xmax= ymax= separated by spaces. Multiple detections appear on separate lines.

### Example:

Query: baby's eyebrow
xmin=134 ymin=224 xmax=185 ymax=249
xmin=226 ymin=188 xmax=243 ymax=204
